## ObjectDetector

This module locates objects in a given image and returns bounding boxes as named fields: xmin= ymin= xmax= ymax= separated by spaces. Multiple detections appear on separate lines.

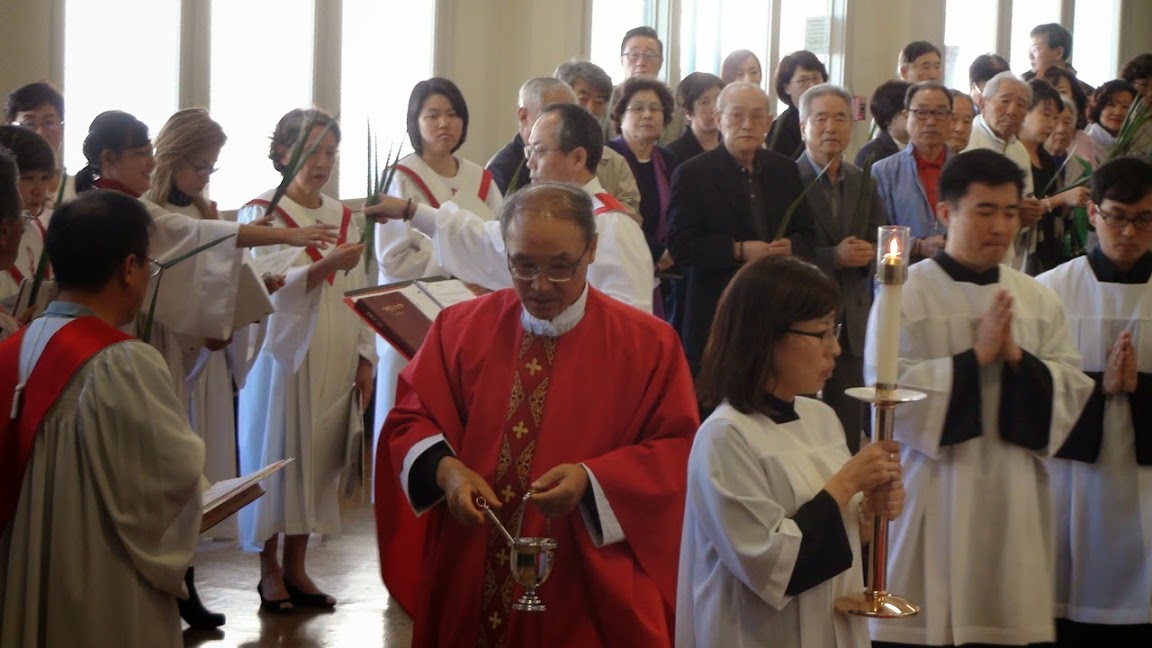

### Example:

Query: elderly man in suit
xmin=666 ymin=82 xmax=815 ymax=375
xmin=796 ymin=84 xmax=889 ymax=452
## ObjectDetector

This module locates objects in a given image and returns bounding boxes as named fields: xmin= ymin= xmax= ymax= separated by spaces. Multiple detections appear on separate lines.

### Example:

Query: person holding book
xmin=0 ymin=126 xmax=54 ymax=308
xmin=237 ymin=108 xmax=376 ymax=614
xmin=0 ymin=189 xmax=205 ymax=647
xmin=366 ymin=102 xmax=655 ymax=314
xmin=374 ymin=182 xmax=699 ymax=647
xmin=0 ymin=149 xmax=26 ymax=339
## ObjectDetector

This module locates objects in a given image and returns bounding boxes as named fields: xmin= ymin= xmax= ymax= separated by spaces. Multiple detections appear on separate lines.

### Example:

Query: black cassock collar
xmin=1087 ymin=247 xmax=1152 ymax=284
xmin=933 ymin=251 xmax=1000 ymax=285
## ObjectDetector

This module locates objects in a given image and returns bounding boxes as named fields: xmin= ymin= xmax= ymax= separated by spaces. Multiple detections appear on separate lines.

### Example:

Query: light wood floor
xmin=183 ymin=501 xmax=413 ymax=648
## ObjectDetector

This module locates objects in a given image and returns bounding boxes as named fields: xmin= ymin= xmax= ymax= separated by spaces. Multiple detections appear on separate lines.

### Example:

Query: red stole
xmin=375 ymin=289 xmax=699 ymax=647
xmin=244 ymin=199 xmax=352 ymax=285
xmin=93 ymin=177 xmax=142 ymax=198
xmin=0 ymin=317 xmax=133 ymax=531
xmin=593 ymin=192 xmax=627 ymax=216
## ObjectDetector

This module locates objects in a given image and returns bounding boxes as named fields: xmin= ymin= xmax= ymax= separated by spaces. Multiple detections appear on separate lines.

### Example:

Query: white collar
xmin=974 ymin=114 xmax=1018 ymax=148
xmin=581 ymin=177 xmax=605 ymax=195
xmin=520 ymin=283 xmax=589 ymax=337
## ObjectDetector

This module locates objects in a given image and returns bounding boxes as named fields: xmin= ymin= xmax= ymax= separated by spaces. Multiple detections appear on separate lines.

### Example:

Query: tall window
xmin=62 ymin=0 xmax=181 ymax=174
xmin=338 ymin=0 xmax=436 ymax=200
xmin=590 ymin=0 xmax=656 ymax=85
xmin=677 ymin=0 xmax=771 ymax=87
xmin=1073 ymin=0 xmax=1121 ymax=87
xmin=776 ymin=0 xmax=833 ymax=112
xmin=944 ymin=0 xmax=999 ymax=91
xmin=209 ymin=0 xmax=315 ymax=210
xmin=1009 ymin=0 xmax=1062 ymax=75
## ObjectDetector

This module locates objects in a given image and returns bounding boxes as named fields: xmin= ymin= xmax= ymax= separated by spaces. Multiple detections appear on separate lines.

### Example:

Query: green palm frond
xmin=775 ymin=159 xmax=833 ymax=240
xmin=139 ymin=233 xmax=237 ymax=343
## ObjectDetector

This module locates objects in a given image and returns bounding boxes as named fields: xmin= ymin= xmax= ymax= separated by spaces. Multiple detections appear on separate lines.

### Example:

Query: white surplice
xmin=372 ymin=154 xmax=503 ymax=478
xmin=677 ymin=399 xmax=869 ymax=648
xmin=0 ymin=212 xmax=48 ymax=307
xmin=1037 ymin=256 xmax=1152 ymax=625
xmin=236 ymin=192 xmax=376 ymax=550
xmin=0 ymin=307 xmax=204 ymax=648
xmin=866 ymin=259 xmax=1093 ymax=646
xmin=405 ymin=176 xmax=656 ymax=312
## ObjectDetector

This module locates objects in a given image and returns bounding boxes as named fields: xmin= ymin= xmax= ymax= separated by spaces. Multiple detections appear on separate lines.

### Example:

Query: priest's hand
xmin=975 ymin=290 xmax=1014 ymax=365
xmin=435 ymin=457 xmax=501 ymax=526
xmin=835 ymin=236 xmax=874 ymax=268
xmin=363 ymin=196 xmax=413 ymax=221
xmin=1103 ymin=331 xmax=1137 ymax=395
xmin=1019 ymin=197 xmax=1044 ymax=227
xmin=824 ymin=439 xmax=901 ymax=509
xmin=281 ymin=222 xmax=339 ymax=249
xmin=862 ymin=479 xmax=905 ymax=520
xmin=529 ymin=464 xmax=590 ymax=518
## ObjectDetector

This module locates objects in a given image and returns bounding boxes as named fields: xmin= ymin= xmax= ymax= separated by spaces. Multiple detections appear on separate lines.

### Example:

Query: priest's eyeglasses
xmin=506 ymin=241 xmax=591 ymax=283
xmin=786 ymin=323 xmax=842 ymax=346
xmin=144 ymin=256 xmax=164 ymax=277
xmin=1096 ymin=207 xmax=1152 ymax=231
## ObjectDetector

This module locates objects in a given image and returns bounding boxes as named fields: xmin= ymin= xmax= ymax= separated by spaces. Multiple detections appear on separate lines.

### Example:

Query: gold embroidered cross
xmin=489 ymin=612 xmax=502 ymax=629
xmin=525 ymin=358 xmax=542 ymax=376
xmin=512 ymin=421 xmax=528 ymax=439
xmin=501 ymin=484 xmax=516 ymax=501
xmin=496 ymin=548 xmax=508 ymax=565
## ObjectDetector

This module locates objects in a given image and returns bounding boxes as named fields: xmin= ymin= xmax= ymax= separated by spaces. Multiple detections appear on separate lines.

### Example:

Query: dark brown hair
xmin=268 ymin=108 xmax=341 ymax=174
xmin=773 ymin=50 xmax=828 ymax=107
xmin=721 ymin=50 xmax=761 ymax=84
xmin=698 ymin=256 xmax=841 ymax=417
xmin=610 ymin=76 xmax=674 ymax=134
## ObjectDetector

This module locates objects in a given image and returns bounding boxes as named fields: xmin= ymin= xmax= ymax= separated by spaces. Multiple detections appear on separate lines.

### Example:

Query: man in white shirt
xmin=367 ymin=103 xmax=655 ymax=313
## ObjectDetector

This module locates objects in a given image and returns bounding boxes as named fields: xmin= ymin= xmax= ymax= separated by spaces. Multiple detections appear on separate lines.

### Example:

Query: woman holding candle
xmin=677 ymin=255 xmax=904 ymax=648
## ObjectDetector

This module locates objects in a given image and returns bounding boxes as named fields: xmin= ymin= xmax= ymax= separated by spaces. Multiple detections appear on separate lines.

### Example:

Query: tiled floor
xmin=183 ymin=501 xmax=413 ymax=648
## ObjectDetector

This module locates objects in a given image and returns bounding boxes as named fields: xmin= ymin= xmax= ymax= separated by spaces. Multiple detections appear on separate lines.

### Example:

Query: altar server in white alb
xmin=678 ymin=255 xmax=905 ymax=648
xmin=868 ymin=149 xmax=1093 ymax=648
xmin=0 ymin=127 xmax=54 ymax=309
xmin=237 ymin=108 xmax=376 ymax=613
xmin=0 ymin=191 xmax=204 ymax=648
xmin=373 ymin=77 xmax=503 ymax=463
xmin=365 ymin=102 xmax=655 ymax=313
xmin=1036 ymin=157 xmax=1152 ymax=647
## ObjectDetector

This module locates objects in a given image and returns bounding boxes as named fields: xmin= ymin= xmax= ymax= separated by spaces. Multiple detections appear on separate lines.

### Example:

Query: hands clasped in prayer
xmin=1103 ymin=330 xmax=1139 ymax=395
xmin=741 ymin=238 xmax=792 ymax=263
xmin=975 ymin=289 xmax=1024 ymax=367
xmin=834 ymin=236 xmax=875 ymax=269
xmin=436 ymin=456 xmax=590 ymax=526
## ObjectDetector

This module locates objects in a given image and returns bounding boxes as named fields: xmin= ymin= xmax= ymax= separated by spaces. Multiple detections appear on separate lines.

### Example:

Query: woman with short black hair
xmin=666 ymin=71 xmax=724 ymax=163
xmin=1086 ymin=80 xmax=1138 ymax=165
xmin=769 ymin=50 xmax=829 ymax=158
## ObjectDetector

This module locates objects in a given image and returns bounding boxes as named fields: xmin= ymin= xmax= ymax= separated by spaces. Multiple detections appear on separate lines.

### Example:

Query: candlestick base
xmin=835 ymin=591 xmax=921 ymax=618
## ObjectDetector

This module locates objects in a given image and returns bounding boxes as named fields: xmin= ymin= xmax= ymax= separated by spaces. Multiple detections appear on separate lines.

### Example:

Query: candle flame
xmin=889 ymin=237 xmax=900 ymax=257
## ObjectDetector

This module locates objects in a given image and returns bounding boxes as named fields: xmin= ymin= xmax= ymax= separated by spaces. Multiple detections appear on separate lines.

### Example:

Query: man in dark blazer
xmin=666 ymin=82 xmax=815 ymax=375
xmin=796 ymin=84 xmax=889 ymax=452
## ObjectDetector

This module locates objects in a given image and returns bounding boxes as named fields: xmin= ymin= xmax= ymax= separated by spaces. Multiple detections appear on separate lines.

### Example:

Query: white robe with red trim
xmin=0 ymin=213 xmax=49 ymax=309
xmin=373 ymin=153 xmax=503 ymax=476
xmin=235 ymin=191 xmax=377 ymax=549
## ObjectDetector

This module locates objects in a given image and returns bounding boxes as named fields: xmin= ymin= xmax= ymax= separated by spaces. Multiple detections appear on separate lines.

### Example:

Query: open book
xmin=13 ymin=278 xmax=57 ymax=318
xmin=344 ymin=277 xmax=483 ymax=359
xmin=201 ymin=458 xmax=293 ymax=533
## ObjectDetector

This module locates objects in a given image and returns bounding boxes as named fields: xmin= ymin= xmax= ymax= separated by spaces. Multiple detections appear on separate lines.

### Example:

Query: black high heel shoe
xmin=283 ymin=580 xmax=337 ymax=609
xmin=257 ymin=581 xmax=294 ymax=614
xmin=179 ymin=567 xmax=226 ymax=629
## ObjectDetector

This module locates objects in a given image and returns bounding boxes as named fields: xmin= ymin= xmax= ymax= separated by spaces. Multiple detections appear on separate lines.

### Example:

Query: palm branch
xmin=775 ymin=158 xmax=833 ymax=240
xmin=138 ymin=233 xmax=237 ymax=343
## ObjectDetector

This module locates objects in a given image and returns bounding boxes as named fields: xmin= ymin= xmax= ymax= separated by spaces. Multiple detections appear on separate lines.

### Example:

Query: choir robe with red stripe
xmin=235 ymin=191 xmax=377 ymax=550
xmin=373 ymin=153 xmax=503 ymax=487
xmin=0 ymin=211 xmax=49 ymax=307
xmin=375 ymin=287 xmax=699 ymax=647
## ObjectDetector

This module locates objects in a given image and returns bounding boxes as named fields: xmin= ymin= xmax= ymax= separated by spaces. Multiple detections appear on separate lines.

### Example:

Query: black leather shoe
xmin=179 ymin=567 xmax=226 ymax=629
xmin=257 ymin=581 xmax=294 ymax=614
xmin=284 ymin=580 xmax=336 ymax=608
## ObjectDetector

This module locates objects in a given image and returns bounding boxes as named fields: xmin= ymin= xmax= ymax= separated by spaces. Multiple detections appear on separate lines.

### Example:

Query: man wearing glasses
xmin=1036 ymin=157 xmax=1152 ymax=646
xmin=874 ymin=81 xmax=955 ymax=263
xmin=366 ymin=103 xmax=655 ymax=313
xmin=5 ymin=82 xmax=73 ymax=207
xmin=374 ymin=182 xmax=698 ymax=647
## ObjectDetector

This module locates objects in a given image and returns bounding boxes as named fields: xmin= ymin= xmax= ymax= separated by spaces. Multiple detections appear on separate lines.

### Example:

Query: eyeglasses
xmin=1097 ymin=207 xmax=1152 ymax=231
xmin=144 ymin=256 xmax=164 ymax=277
xmin=622 ymin=50 xmax=661 ymax=63
xmin=626 ymin=104 xmax=664 ymax=114
xmin=189 ymin=161 xmax=218 ymax=176
xmin=524 ymin=145 xmax=563 ymax=159
xmin=507 ymin=241 xmax=591 ymax=283
xmin=15 ymin=119 xmax=62 ymax=131
xmin=786 ymin=323 xmax=842 ymax=346
xmin=909 ymin=108 xmax=952 ymax=121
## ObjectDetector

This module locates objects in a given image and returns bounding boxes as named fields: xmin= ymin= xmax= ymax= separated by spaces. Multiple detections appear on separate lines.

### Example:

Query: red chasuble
xmin=375 ymin=288 xmax=699 ymax=648
xmin=0 ymin=317 xmax=133 ymax=531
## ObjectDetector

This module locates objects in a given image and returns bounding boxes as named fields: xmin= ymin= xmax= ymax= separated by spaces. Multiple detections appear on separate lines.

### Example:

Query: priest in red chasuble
xmin=375 ymin=182 xmax=699 ymax=647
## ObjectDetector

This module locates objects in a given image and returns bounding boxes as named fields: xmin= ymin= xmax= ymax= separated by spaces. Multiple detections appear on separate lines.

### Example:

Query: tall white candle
xmin=874 ymin=235 xmax=905 ymax=387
